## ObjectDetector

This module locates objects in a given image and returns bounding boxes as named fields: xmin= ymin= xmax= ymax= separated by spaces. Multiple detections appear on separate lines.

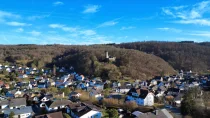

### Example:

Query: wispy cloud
xmin=48 ymin=23 xmax=113 ymax=44
xmin=27 ymin=15 xmax=49 ymax=20
xmin=189 ymin=31 xmax=210 ymax=38
xmin=0 ymin=10 xmax=20 ymax=22
xmin=162 ymin=1 xmax=210 ymax=26
xmin=15 ymin=28 xmax=24 ymax=32
xmin=120 ymin=26 xmax=135 ymax=30
xmin=28 ymin=30 xmax=41 ymax=36
xmin=80 ymin=30 xmax=96 ymax=36
xmin=49 ymin=24 xmax=77 ymax=32
xmin=172 ymin=5 xmax=188 ymax=10
xmin=98 ymin=19 xmax=119 ymax=28
xmin=157 ymin=27 xmax=182 ymax=33
xmin=6 ymin=21 xmax=31 ymax=26
xmin=174 ymin=19 xmax=210 ymax=26
xmin=53 ymin=1 xmax=64 ymax=6
xmin=83 ymin=5 xmax=101 ymax=14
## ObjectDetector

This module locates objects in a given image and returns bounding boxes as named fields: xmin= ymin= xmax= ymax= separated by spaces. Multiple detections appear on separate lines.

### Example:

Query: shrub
xmin=102 ymin=109 xmax=119 ymax=118
xmin=9 ymin=111 xmax=15 ymax=118
xmin=123 ymin=101 xmax=138 ymax=112
xmin=102 ymin=98 xmax=122 ymax=108
xmin=63 ymin=113 xmax=71 ymax=118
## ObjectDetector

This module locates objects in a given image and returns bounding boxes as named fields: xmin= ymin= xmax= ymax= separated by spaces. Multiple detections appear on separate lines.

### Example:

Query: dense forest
xmin=0 ymin=45 xmax=175 ymax=80
xmin=117 ymin=42 xmax=210 ymax=73
xmin=2 ymin=41 xmax=210 ymax=79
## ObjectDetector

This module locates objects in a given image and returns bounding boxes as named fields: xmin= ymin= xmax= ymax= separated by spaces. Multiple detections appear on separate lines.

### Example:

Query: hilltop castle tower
xmin=105 ymin=51 xmax=109 ymax=59
xmin=105 ymin=51 xmax=116 ymax=62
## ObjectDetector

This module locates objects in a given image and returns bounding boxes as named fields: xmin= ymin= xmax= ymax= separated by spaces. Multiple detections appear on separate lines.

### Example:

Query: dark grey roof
xmin=0 ymin=100 xmax=9 ymax=106
xmin=120 ymin=85 xmax=132 ymax=89
xmin=139 ymin=89 xmax=149 ymax=99
xmin=127 ymin=88 xmax=150 ymax=99
xmin=76 ymin=106 xmax=86 ymax=112
xmin=90 ymin=89 xmax=101 ymax=96
xmin=3 ymin=106 xmax=33 ymax=115
xmin=159 ymin=86 xmax=167 ymax=91
xmin=46 ymin=94 xmax=53 ymax=99
xmin=69 ymin=103 xmax=91 ymax=117
xmin=49 ymin=100 xmax=72 ymax=108
xmin=35 ymin=111 xmax=63 ymax=118
xmin=69 ymin=91 xmax=79 ymax=96
xmin=82 ymin=102 xmax=101 ymax=111
xmin=174 ymin=93 xmax=184 ymax=101
xmin=167 ymin=88 xmax=180 ymax=92
xmin=151 ymin=85 xmax=158 ymax=91
xmin=68 ymin=102 xmax=100 ymax=117
xmin=138 ymin=109 xmax=173 ymax=118
xmin=9 ymin=98 xmax=26 ymax=107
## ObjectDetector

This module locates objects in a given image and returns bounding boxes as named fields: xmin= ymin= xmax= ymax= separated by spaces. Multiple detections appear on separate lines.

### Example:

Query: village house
xmin=75 ymin=74 xmax=85 ymax=81
xmin=3 ymin=106 xmax=33 ymax=118
xmin=0 ymin=100 xmax=9 ymax=110
xmin=9 ymin=98 xmax=27 ymax=109
xmin=37 ymin=79 xmax=48 ymax=88
xmin=0 ymin=95 xmax=7 ymax=101
xmin=166 ymin=88 xmax=180 ymax=96
xmin=126 ymin=88 xmax=154 ymax=106
xmin=67 ymin=102 xmax=102 ymax=118
xmin=49 ymin=100 xmax=72 ymax=111
xmin=116 ymin=85 xmax=132 ymax=93
xmin=86 ymin=79 xmax=103 ymax=90
xmin=6 ymin=89 xmax=22 ymax=98
xmin=57 ymin=83 xmax=68 ymax=89
xmin=39 ymin=95 xmax=52 ymax=102
xmin=69 ymin=92 xmax=81 ymax=101
xmin=89 ymin=88 xmax=103 ymax=100
xmin=173 ymin=93 xmax=184 ymax=106
xmin=32 ymin=96 xmax=39 ymax=103
xmin=18 ymin=74 xmax=28 ymax=79
xmin=150 ymin=79 xmax=157 ymax=86
xmin=0 ymin=98 xmax=26 ymax=110
xmin=132 ymin=109 xmax=173 ymax=118
xmin=76 ymin=82 xmax=87 ymax=90
xmin=155 ymin=86 xmax=167 ymax=97
xmin=5 ymin=67 xmax=11 ymax=72
xmin=59 ymin=67 xmax=66 ymax=73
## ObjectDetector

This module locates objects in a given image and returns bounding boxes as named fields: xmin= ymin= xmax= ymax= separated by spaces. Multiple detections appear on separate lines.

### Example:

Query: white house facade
xmin=126 ymin=88 xmax=154 ymax=106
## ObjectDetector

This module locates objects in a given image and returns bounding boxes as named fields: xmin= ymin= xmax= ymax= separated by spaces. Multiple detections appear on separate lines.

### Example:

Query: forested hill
xmin=0 ymin=45 xmax=175 ymax=80
xmin=116 ymin=42 xmax=210 ymax=73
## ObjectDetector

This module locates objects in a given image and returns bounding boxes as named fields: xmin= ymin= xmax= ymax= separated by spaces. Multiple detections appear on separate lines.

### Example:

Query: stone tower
xmin=105 ymin=51 xmax=109 ymax=59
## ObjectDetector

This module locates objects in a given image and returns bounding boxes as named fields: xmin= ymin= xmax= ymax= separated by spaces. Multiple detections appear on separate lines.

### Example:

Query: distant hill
xmin=116 ymin=42 xmax=210 ymax=72
xmin=0 ymin=45 xmax=175 ymax=80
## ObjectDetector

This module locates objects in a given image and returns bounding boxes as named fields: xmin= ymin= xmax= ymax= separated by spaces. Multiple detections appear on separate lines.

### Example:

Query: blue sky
xmin=0 ymin=0 xmax=210 ymax=44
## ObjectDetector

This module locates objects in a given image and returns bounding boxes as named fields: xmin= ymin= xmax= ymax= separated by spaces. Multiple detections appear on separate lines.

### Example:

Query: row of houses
xmin=0 ymin=96 xmax=102 ymax=118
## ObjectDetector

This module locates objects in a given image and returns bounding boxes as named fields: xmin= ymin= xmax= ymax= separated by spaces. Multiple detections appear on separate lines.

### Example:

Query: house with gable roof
xmin=2 ymin=106 xmax=33 ymax=118
xmin=67 ymin=102 xmax=102 ymax=118
xmin=126 ymin=88 xmax=154 ymax=106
